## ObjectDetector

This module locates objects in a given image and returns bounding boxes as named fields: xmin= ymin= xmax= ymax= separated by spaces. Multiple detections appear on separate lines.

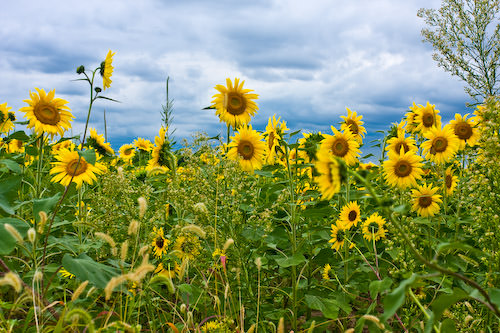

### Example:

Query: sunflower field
xmin=1 ymin=52 xmax=500 ymax=333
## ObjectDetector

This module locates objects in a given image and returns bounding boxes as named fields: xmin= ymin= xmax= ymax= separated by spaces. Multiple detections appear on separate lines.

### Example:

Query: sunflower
xmin=320 ymin=126 xmax=361 ymax=166
xmin=294 ymin=131 xmax=325 ymax=164
xmin=0 ymin=103 xmax=15 ymax=133
xmin=449 ymin=113 xmax=480 ymax=150
xmin=322 ymin=264 xmax=332 ymax=281
xmin=340 ymin=108 xmax=366 ymax=143
xmin=339 ymin=201 xmax=361 ymax=228
xmin=411 ymin=183 xmax=442 ymax=217
xmin=87 ymin=128 xmax=115 ymax=156
xmin=7 ymin=139 xmax=25 ymax=154
xmin=147 ymin=127 xmax=171 ymax=173
xmin=404 ymin=105 xmax=418 ymax=133
xmin=152 ymin=227 xmax=170 ymax=258
xmin=314 ymin=149 xmax=343 ymax=200
xmin=226 ymin=125 xmax=266 ymax=173
xmin=49 ymin=148 xmax=107 ymax=188
xmin=51 ymin=140 xmax=75 ymax=155
xmin=119 ymin=144 xmax=136 ymax=162
xmin=328 ymin=220 xmax=347 ymax=252
xmin=421 ymin=125 xmax=460 ymax=165
xmin=382 ymin=149 xmax=424 ymax=189
xmin=385 ymin=130 xmax=417 ymax=155
xmin=444 ymin=166 xmax=458 ymax=195
xmin=264 ymin=114 xmax=288 ymax=164
xmin=412 ymin=101 xmax=441 ymax=135
xmin=134 ymin=137 xmax=153 ymax=152
xmin=59 ymin=267 xmax=75 ymax=279
xmin=361 ymin=212 xmax=387 ymax=242
xmin=19 ymin=88 xmax=74 ymax=137
xmin=154 ymin=263 xmax=176 ymax=279
xmin=211 ymin=78 xmax=259 ymax=128
xmin=100 ymin=50 xmax=115 ymax=90
xmin=173 ymin=233 xmax=201 ymax=261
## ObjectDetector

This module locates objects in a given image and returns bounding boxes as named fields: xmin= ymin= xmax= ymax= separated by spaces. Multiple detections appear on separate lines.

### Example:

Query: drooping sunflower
xmin=49 ymin=148 xmax=107 ymax=189
xmin=412 ymin=101 xmax=442 ymax=135
xmin=264 ymin=114 xmax=288 ymax=164
xmin=173 ymin=233 xmax=201 ymax=261
xmin=444 ymin=166 xmax=458 ymax=195
xmin=340 ymin=108 xmax=367 ymax=143
xmin=134 ymin=137 xmax=153 ymax=152
xmin=361 ymin=212 xmax=387 ymax=242
xmin=404 ymin=105 xmax=418 ymax=133
xmin=147 ymin=127 xmax=171 ymax=173
xmin=385 ymin=130 xmax=417 ymax=155
xmin=211 ymin=78 xmax=259 ymax=128
xmin=100 ymin=50 xmax=115 ymax=90
xmin=449 ymin=113 xmax=480 ymax=150
xmin=314 ymin=149 xmax=343 ymax=200
xmin=226 ymin=125 xmax=266 ymax=173
xmin=382 ymin=149 xmax=424 ymax=189
xmin=87 ymin=128 xmax=115 ymax=156
xmin=339 ymin=201 xmax=361 ymax=228
xmin=119 ymin=144 xmax=136 ymax=162
xmin=20 ymin=88 xmax=74 ymax=137
xmin=421 ymin=125 xmax=460 ymax=165
xmin=294 ymin=131 xmax=325 ymax=164
xmin=152 ymin=227 xmax=170 ymax=258
xmin=322 ymin=264 xmax=332 ymax=281
xmin=411 ymin=183 xmax=442 ymax=217
xmin=320 ymin=126 xmax=361 ymax=166
xmin=0 ymin=103 xmax=15 ymax=133
xmin=328 ymin=220 xmax=347 ymax=252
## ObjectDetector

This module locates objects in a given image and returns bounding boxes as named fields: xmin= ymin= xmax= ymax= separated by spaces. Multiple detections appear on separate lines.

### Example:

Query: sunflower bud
xmin=76 ymin=65 xmax=85 ymax=74
xmin=94 ymin=87 xmax=102 ymax=93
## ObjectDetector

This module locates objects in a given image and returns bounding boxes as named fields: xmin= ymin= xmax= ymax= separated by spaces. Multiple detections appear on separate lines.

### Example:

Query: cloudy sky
xmin=1 ymin=0 xmax=471 ymax=154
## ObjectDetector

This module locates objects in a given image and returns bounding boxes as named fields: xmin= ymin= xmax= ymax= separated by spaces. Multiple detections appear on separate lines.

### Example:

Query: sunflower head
xmin=264 ymin=114 xmax=288 ymax=164
xmin=328 ymin=221 xmax=346 ymax=252
xmin=449 ymin=113 xmax=480 ymax=150
xmin=362 ymin=212 xmax=387 ymax=241
xmin=0 ymin=103 xmax=15 ymax=134
xmin=211 ymin=78 xmax=259 ymax=128
xmin=173 ymin=233 xmax=201 ymax=261
xmin=444 ymin=166 xmax=458 ymax=195
xmin=411 ymin=183 xmax=442 ymax=217
xmin=421 ymin=125 xmax=460 ymax=165
xmin=20 ymin=88 xmax=74 ymax=137
xmin=340 ymin=201 xmax=361 ymax=228
xmin=87 ymin=128 xmax=115 ymax=156
xmin=119 ymin=144 xmax=136 ymax=162
xmin=413 ymin=102 xmax=442 ymax=135
xmin=227 ymin=125 xmax=266 ymax=173
xmin=152 ymin=227 xmax=170 ymax=258
xmin=320 ymin=127 xmax=361 ymax=166
xmin=314 ymin=148 xmax=346 ymax=200
xmin=147 ymin=127 xmax=172 ymax=173
xmin=340 ymin=107 xmax=366 ymax=143
xmin=382 ymin=149 xmax=424 ymax=189
xmin=100 ymin=50 xmax=115 ymax=90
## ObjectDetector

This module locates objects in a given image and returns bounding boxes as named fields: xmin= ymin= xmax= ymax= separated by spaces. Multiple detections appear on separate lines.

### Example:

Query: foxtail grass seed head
xmin=104 ymin=275 xmax=128 ymax=300
xmin=0 ymin=272 xmax=23 ymax=293
xmin=121 ymin=241 xmax=128 ymax=262
xmin=213 ymin=295 xmax=220 ymax=308
xmin=38 ymin=211 xmax=48 ymax=233
xmin=139 ymin=245 xmax=149 ymax=257
xmin=181 ymin=224 xmax=206 ymax=238
xmin=95 ymin=232 xmax=117 ymax=256
xmin=33 ymin=270 xmax=43 ymax=282
xmin=180 ymin=303 xmax=186 ymax=314
xmin=277 ymin=317 xmax=285 ymax=333
xmin=361 ymin=315 xmax=384 ymax=329
xmin=307 ymin=320 xmax=316 ymax=333
xmin=344 ymin=329 xmax=355 ymax=333
xmin=166 ymin=277 xmax=175 ymax=294
xmin=71 ymin=280 xmax=89 ymax=302
xmin=223 ymin=238 xmax=234 ymax=251
xmin=186 ymin=311 xmax=194 ymax=328
xmin=247 ymin=324 xmax=256 ymax=333
xmin=193 ymin=202 xmax=208 ymax=215
xmin=27 ymin=228 xmax=36 ymax=244
xmin=4 ymin=224 xmax=24 ymax=245
xmin=128 ymin=220 xmax=140 ymax=235
xmin=138 ymin=197 xmax=147 ymax=219
xmin=224 ymin=283 xmax=230 ymax=300
xmin=86 ymin=286 xmax=97 ymax=298
xmin=255 ymin=257 xmax=262 ymax=271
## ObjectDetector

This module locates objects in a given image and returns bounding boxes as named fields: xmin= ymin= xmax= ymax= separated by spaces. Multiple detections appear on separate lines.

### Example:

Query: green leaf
xmin=304 ymin=294 xmax=339 ymax=319
xmin=0 ymin=159 xmax=22 ymax=174
xmin=392 ymin=204 xmax=410 ymax=214
xmin=431 ymin=288 xmax=468 ymax=321
xmin=0 ymin=175 xmax=22 ymax=214
xmin=381 ymin=273 xmax=419 ymax=322
xmin=369 ymin=277 xmax=393 ymax=299
xmin=0 ymin=218 xmax=30 ymax=254
xmin=487 ymin=288 xmax=500 ymax=309
xmin=440 ymin=318 xmax=456 ymax=332
xmin=254 ymin=170 xmax=274 ymax=177
xmin=33 ymin=194 xmax=61 ymax=222
xmin=78 ymin=149 xmax=96 ymax=165
xmin=436 ymin=242 xmax=486 ymax=258
xmin=7 ymin=131 xmax=30 ymax=142
xmin=275 ymin=253 xmax=306 ymax=268
xmin=62 ymin=253 xmax=120 ymax=288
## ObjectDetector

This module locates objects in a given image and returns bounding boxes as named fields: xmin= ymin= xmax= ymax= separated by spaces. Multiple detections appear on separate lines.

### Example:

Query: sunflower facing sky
xmin=212 ymin=78 xmax=259 ymax=128
xmin=340 ymin=108 xmax=366 ymax=143
xmin=100 ymin=50 xmax=115 ymax=90
xmin=314 ymin=149 xmax=343 ymax=200
xmin=339 ymin=201 xmax=361 ymax=228
xmin=361 ymin=212 xmax=387 ymax=242
xmin=411 ymin=183 xmax=442 ymax=217
xmin=49 ymin=148 xmax=107 ymax=189
xmin=421 ymin=125 xmax=460 ymax=165
xmin=0 ymin=103 xmax=15 ymax=134
xmin=411 ymin=101 xmax=441 ymax=135
xmin=320 ymin=126 xmax=361 ymax=166
xmin=20 ymin=88 xmax=74 ymax=137
xmin=449 ymin=113 xmax=480 ymax=150
xmin=382 ymin=149 xmax=424 ymax=189
xmin=226 ymin=125 xmax=266 ymax=173
xmin=87 ymin=128 xmax=115 ymax=156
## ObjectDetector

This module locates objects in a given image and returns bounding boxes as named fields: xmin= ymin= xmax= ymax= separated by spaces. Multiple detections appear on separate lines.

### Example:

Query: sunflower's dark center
xmin=394 ymin=160 xmax=412 ymax=177
xmin=346 ymin=120 xmax=359 ymax=135
xmin=348 ymin=210 xmax=358 ymax=222
xmin=66 ymin=159 xmax=88 ymax=176
xmin=445 ymin=174 xmax=452 ymax=188
xmin=422 ymin=112 xmax=435 ymax=127
xmin=33 ymin=102 xmax=61 ymax=125
xmin=432 ymin=137 xmax=448 ymax=153
xmin=418 ymin=195 xmax=433 ymax=208
xmin=156 ymin=237 xmax=165 ymax=249
xmin=455 ymin=122 xmax=472 ymax=140
xmin=331 ymin=138 xmax=349 ymax=157
xmin=225 ymin=92 xmax=246 ymax=116
xmin=336 ymin=229 xmax=345 ymax=242
xmin=124 ymin=148 xmax=134 ymax=156
xmin=238 ymin=140 xmax=254 ymax=160
xmin=100 ymin=61 xmax=106 ymax=76
xmin=395 ymin=142 xmax=410 ymax=154
xmin=268 ymin=131 xmax=276 ymax=150
xmin=368 ymin=222 xmax=379 ymax=233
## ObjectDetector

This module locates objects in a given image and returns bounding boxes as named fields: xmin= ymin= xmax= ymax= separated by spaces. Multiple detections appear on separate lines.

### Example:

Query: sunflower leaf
xmin=78 ymin=149 xmax=96 ymax=165
xmin=96 ymin=96 xmax=121 ymax=103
